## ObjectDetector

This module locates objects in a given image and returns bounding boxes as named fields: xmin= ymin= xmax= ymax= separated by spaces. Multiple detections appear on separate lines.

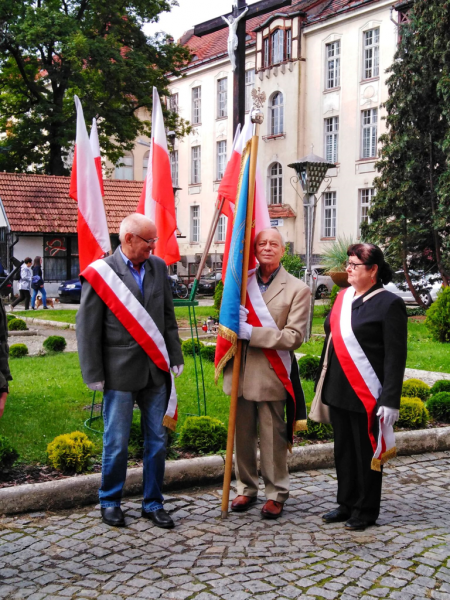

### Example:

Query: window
xmin=192 ymin=86 xmax=201 ymax=124
xmin=270 ymin=92 xmax=284 ymax=135
xmin=191 ymin=206 xmax=200 ymax=242
xmin=217 ymin=214 xmax=226 ymax=242
xmin=359 ymin=188 xmax=375 ymax=231
xmin=217 ymin=78 xmax=228 ymax=118
xmin=142 ymin=150 xmax=149 ymax=180
xmin=245 ymin=69 xmax=255 ymax=112
xmin=361 ymin=108 xmax=378 ymax=158
xmin=272 ymin=29 xmax=284 ymax=64
xmin=363 ymin=28 xmax=380 ymax=79
xmin=170 ymin=150 xmax=178 ymax=187
xmin=326 ymin=40 xmax=340 ymax=89
xmin=325 ymin=116 xmax=339 ymax=163
xmin=286 ymin=29 xmax=292 ymax=60
xmin=216 ymin=140 xmax=227 ymax=181
xmin=264 ymin=37 xmax=269 ymax=67
xmin=269 ymin=163 xmax=283 ymax=204
xmin=43 ymin=235 xmax=79 ymax=282
xmin=191 ymin=146 xmax=201 ymax=184
xmin=169 ymin=93 xmax=178 ymax=113
xmin=115 ymin=152 xmax=133 ymax=180
xmin=323 ymin=192 xmax=337 ymax=238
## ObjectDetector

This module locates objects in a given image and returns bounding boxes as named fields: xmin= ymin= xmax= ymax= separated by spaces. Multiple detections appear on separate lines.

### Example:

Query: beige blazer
xmin=223 ymin=266 xmax=310 ymax=401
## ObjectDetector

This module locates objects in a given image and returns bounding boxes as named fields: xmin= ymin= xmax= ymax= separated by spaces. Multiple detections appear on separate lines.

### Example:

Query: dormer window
xmin=263 ymin=27 xmax=292 ymax=67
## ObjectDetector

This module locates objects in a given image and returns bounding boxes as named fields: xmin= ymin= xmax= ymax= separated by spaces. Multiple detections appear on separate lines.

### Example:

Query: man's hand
xmin=171 ymin=365 xmax=184 ymax=378
xmin=377 ymin=406 xmax=399 ymax=428
xmin=238 ymin=305 xmax=252 ymax=341
xmin=87 ymin=381 xmax=105 ymax=392
xmin=0 ymin=392 xmax=7 ymax=418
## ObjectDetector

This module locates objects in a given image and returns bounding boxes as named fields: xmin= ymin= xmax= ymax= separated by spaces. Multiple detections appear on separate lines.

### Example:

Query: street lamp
xmin=288 ymin=150 xmax=335 ymax=341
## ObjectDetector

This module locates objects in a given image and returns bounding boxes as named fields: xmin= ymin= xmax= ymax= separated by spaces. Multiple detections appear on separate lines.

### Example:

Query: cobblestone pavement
xmin=2 ymin=452 xmax=450 ymax=600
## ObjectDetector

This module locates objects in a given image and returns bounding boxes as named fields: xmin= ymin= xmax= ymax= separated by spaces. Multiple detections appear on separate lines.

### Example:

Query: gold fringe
xmin=214 ymin=326 xmax=238 ymax=384
xmin=371 ymin=446 xmax=397 ymax=472
xmin=294 ymin=419 xmax=308 ymax=432
xmin=287 ymin=442 xmax=293 ymax=453
xmin=162 ymin=414 xmax=177 ymax=432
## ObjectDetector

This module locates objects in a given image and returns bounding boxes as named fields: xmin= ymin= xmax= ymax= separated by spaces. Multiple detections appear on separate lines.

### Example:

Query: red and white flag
xmin=89 ymin=118 xmax=105 ymax=197
xmin=69 ymin=96 xmax=110 ymax=272
xmin=137 ymin=87 xmax=180 ymax=265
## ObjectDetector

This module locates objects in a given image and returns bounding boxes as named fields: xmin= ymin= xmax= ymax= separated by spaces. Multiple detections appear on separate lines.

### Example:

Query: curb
xmin=16 ymin=317 xmax=76 ymax=330
xmin=1 ymin=427 xmax=449 ymax=516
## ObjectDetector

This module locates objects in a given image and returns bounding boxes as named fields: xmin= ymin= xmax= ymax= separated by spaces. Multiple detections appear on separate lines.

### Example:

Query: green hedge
xmin=181 ymin=338 xmax=204 ymax=357
xmin=426 ymin=287 xmax=450 ymax=343
xmin=179 ymin=416 xmax=227 ymax=454
xmin=397 ymin=397 xmax=429 ymax=429
xmin=9 ymin=343 xmax=28 ymax=358
xmin=43 ymin=336 xmax=67 ymax=353
xmin=0 ymin=434 xmax=19 ymax=469
xmin=402 ymin=378 xmax=431 ymax=402
xmin=46 ymin=431 xmax=93 ymax=473
xmin=200 ymin=345 xmax=216 ymax=362
xmin=430 ymin=380 xmax=450 ymax=395
xmin=8 ymin=318 xmax=28 ymax=331
xmin=427 ymin=392 xmax=450 ymax=422
xmin=298 ymin=355 xmax=320 ymax=381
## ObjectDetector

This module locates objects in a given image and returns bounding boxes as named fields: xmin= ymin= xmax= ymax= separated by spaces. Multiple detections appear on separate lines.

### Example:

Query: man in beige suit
xmin=223 ymin=228 xmax=310 ymax=519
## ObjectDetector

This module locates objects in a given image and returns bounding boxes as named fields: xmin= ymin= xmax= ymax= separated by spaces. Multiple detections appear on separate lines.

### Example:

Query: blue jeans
xmin=31 ymin=287 xmax=47 ymax=308
xmin=99 ymin=381 xmax=168 ymax=513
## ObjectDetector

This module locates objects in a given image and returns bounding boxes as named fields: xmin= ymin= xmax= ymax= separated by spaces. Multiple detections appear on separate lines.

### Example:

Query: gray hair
xmin=119 ymin=213 xmax=155 ymax=243
xmin=254 ymin=227 xmax=286 ymax=248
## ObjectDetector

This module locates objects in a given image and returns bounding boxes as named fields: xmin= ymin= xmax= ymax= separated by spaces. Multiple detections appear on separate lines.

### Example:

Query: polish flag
xmin=69 ymin=96 xmax=111 ymax=273
xmin=89 ymin=118 xmax=105 ymax=197
xmin=136 ymin=87 xmax=180 ymax=265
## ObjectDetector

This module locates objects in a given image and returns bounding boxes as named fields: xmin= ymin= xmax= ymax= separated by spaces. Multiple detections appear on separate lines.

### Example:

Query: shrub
xmin=322 ymin=284 xmax=340 ymax=318
xmin=431 ymin=380 xmax=450 ymax=395
xmin=303 ymin=418 xmax=334 ymax=440
xmin=43 ymin=335 xmax=67 ymax=353
xmin=426 ymin=287 xmax=450 ymax=343
xmin=280 ymin=243 xmax=304 ymax=278
xmin=128 ymin=418 xmax=144 ymax=459
xmin=179 ymin=416 xmax=227 ymax=454
xmin=200 ymin=344 xmax=216 ymax=362
xmin=0 ymin=434 xmax=19 ymax=470
xmin=214 ymin=279 xmax=223 ymax=311
xmin=9 ymin=343 xmax=28 ymax=358
xmin=427 ymin=392 xmax=450 ymax=422
xmin=6 ymin=314 xmax=16 ymax=323
xmin=298 ymin=355 xmax=320 ymax=381
xmin=402 ymin=378 xmax=431 ymax=401
xmin=182 ymin=338 xmax=204 ymax=357
xmin=8 ymin=318 xmax=28 ymax=331
xmin=397 ymin=397 xmax=429 ymax=429
xmin=47 ymin=431 xmax=94 ymax=473
xmin=406 ymin=306 xmax=427 ymax=317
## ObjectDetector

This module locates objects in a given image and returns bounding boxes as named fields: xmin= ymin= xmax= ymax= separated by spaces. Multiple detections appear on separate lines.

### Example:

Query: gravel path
xmin=8 ymin=325 xmax=77 ymax=355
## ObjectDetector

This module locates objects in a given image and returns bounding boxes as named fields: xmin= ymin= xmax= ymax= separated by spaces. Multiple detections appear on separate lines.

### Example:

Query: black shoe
xmin=345 ymin=517 xmax=376 ymax=531
xmin=101 ymin=506 xmax=125 ymax=527
xmin=322 ymin=508 xmax=350 ymax=523
xmin=43 ymin=306 xmax=49 ymax=310
xmin=142 ymin=508 xmax=174 ymax=529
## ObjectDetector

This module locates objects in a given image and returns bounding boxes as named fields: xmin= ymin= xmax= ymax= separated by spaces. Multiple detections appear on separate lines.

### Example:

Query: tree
xmin=363 ymin=0 xmax=450 ymax=304
xmin=0 ymin=0 xmax=191 ymax=176
xmin=280 ymin=243 xmax=304 ymax=278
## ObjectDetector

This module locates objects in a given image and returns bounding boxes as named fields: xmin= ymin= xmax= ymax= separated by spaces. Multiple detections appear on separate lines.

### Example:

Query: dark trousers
xmin=330 ymin=405 xmax=382 ymax=522
xmin=11 ymin=290 xmax=30 ymax=310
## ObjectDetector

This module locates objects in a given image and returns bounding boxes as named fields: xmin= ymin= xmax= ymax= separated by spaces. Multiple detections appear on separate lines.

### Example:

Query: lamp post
xmin=288 ymin=151 xmax=335 ymax=341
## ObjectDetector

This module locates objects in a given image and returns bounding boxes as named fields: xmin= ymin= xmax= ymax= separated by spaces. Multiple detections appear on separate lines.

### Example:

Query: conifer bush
xmin=6 ymin=314 xmax=16 ymax=323
xmin=8 ymin=318 xmax=27 ymax=331
xmin=430 ymin=380 xmax=450 ymax=395
xmin=181 ymin=338 xmax=204 ymax=357
xmin=179 ymin=416 xmax=227 ymax=454
xmin=426 ymin=287 xmax=450 ymax=343
xmin=427 ymin=392 xmax=450 ymax=422
xmin=43 ymin=335 xmax=67 ymax=353
xmin=298 ymin=355 xmax=320 ymax=381
xmin=304 ymin=418 xmax=334 ymax=440
xmin=0 ymin=435 xmax=19 ymax=470
xmin=402 ymin=378 xmax=431 ymax=402
xmin=214 ymin=280 xmax=223 ymax=311
xmin=47 ymin=431 xmax=94 ymax=473
xmin=9 ymin=343 xmax=28 ymax=358
xmin=200 ymin=344 xmax=216 ymax=362
xmin=397 ymin=397 xmax=429 ymax=429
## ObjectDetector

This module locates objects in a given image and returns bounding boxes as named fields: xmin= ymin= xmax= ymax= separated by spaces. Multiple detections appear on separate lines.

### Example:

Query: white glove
xmin=238 ymin=305 xmax=252 ymax=341
xmin=87 ymin=381 xmax=104 ymax=392
xmin=377 ymin=406 xmax=399 ymax=428
xmin=171 ymin=364 xmax=184 ymax=378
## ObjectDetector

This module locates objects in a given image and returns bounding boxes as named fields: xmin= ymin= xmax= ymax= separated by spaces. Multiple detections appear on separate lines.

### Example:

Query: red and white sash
xmin=82 ymin=259 xmax=178 ymax=431
xmin=330 ymin=286 xmax=396 ymax=470
xmin=245 ymin=272 xmax=306 ymax=434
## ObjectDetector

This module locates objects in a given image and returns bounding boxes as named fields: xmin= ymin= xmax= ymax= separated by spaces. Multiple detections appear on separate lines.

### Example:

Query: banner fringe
xmin=371 ymin=446 xmax=397 ymax=471
xmin=214 ymin=326 xmax=238 ymax=384
xmin=162 ymin=414 xmax=177 ymax=432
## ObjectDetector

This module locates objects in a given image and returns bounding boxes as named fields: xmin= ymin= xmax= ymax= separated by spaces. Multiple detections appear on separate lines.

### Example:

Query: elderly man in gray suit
xmin=76 ymin=213 xmax=183 ymax=529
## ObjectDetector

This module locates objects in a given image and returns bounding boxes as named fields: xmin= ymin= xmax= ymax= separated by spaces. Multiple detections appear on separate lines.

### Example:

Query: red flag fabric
xmin=137 ymin=87 xmax=180 ymax=266
xmin=69 ymin=96 xmax=111 ymax=272
xmin=89 ymin=118 xmax=105 ymax=197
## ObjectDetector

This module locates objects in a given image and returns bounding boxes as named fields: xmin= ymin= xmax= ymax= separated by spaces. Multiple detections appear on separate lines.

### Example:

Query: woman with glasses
xmin=316 ymin=243 xmax=407 ymax=531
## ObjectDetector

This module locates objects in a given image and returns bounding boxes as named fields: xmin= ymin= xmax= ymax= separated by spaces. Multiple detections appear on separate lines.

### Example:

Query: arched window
xmin=142 ymin=150 xmax=149 ymax=180
xmin=270 ymin=92 xmax=284 ymax=135
xmin=115 ymin=152 xmax=134 ymax=180
xmin=269 ymin=163 xmax=282 ymax=205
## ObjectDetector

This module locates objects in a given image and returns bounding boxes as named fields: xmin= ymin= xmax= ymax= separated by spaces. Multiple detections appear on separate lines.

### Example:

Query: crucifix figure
xmin=194 ymin=0 xmax=293 ymax=135
xmin=222 ymin=7 xmax=248 ymax=71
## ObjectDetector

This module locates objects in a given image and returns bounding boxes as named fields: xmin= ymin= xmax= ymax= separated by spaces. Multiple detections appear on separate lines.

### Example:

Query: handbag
xmin=308 ymin=333 xmax=332 ymax=424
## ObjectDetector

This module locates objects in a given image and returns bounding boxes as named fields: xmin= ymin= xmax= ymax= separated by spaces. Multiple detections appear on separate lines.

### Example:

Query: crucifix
xmin=194 ymin=0 xmax=293 ymax=135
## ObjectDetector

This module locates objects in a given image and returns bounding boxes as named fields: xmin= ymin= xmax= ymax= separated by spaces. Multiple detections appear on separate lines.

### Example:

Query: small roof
xmin=0 ymin=172 xmax=144 ymax=235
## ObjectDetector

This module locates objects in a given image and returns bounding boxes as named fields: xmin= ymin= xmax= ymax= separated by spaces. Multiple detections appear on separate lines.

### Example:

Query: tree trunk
xmin=402 ymin=238 xmax=426 ymax=309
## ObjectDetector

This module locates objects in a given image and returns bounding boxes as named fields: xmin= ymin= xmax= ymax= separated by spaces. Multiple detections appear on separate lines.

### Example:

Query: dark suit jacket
xmin=317 ymin=283 xmax=407 ymax=412
xmin=76 ymin=248 xmax=183 ymax=392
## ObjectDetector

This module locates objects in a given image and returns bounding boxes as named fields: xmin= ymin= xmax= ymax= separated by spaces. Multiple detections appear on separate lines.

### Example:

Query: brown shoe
xmin=261 ymin=500 xmax=284 ymax=519
xmin=231 ymin=495 xmax=257 ymax=512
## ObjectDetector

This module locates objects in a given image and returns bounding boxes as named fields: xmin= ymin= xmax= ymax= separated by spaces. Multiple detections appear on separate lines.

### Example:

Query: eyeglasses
xmin=132 ymin=233 xmax=159 ymax=245
xmin=345 ymin=261 xmax=370 ymax=270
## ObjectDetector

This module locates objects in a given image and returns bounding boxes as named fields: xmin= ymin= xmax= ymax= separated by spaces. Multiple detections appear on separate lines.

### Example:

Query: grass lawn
xmin=15 ymin=309 xmax=77 ymax=324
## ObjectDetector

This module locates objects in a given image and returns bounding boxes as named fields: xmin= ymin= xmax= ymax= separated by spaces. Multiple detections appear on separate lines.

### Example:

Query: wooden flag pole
xmin=221 ymin=117 xmax=261 ymax=519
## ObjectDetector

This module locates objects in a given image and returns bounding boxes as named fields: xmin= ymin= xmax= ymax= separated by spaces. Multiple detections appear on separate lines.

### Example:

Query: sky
xmin=143 ymin=0 xmax=260 ymax=42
